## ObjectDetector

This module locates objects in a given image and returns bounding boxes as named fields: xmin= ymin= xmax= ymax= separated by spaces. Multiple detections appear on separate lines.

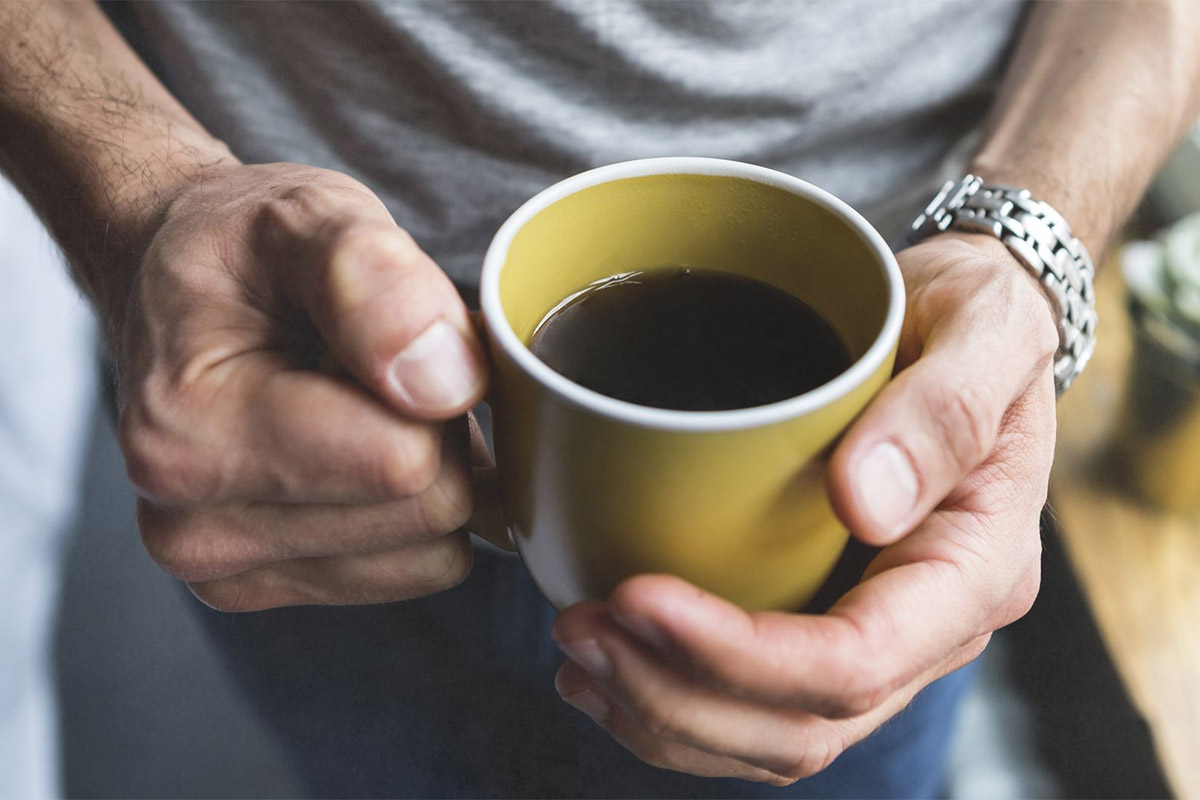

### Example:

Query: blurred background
xmin=3 ymin=125 xmax=1198 ymax=799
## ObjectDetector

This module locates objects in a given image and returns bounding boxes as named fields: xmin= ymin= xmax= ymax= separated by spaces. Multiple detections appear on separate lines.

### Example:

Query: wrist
xmin=78 ymin=127 xmax=239 ymax=335
xmin=965 ymin=155 xmax=1111 ymax=259
xmin=907 ymin=176 xmax=1097 ymax=393
xmin=0 ymin=0 xmax=238 ymax=333
xmin=3 ymin=106 xmax=238 ymax=332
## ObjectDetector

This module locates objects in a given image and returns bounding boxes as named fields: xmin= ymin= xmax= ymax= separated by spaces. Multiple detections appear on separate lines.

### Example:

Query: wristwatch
xmin=907 ymin=174 xmax=1097 ymax=395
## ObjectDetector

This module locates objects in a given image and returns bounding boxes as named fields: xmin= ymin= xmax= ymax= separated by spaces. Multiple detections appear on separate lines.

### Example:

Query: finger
xmin=557 ymin=635 xmax=990 ymax=783
xmin=555 ymin=609 xmax=990 ymax=781
xmin=829 ymin=254 xmax=1057 ymax=545
xmin=593 ymin=524 xmax=1021 ymax=720
xmin=554 ymin=605 xmax=844 ymax=780
xmin=120 ymin=350 xmax=453 ymax=505
xmin=554 ymin=661 xmax=792 ymax=786
xmin=185 ymin=531 xmax=473 ymax=611
xmin=245 ymin=358 xmax=452 ymax=502
xmin=137 ymin=432 xmax=474 ymax=582
xmin=256 ymin=196 xmax=487 ymax=419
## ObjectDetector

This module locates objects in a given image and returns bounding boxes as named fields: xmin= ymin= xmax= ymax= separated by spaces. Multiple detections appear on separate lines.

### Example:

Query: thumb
xmin=828 ymin=306 xmax=1054 ymax=547
xmin=292 ymin=219 xmax=487 ymax=420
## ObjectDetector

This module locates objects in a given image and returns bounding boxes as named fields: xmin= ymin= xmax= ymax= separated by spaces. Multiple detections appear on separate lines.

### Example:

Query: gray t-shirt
xmin=122 ymin=0 xmax=1026 ymax=288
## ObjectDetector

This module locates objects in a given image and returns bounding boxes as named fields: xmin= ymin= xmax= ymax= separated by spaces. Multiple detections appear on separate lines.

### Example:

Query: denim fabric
xmin=196 ymin=545 xmax=975 ymax=799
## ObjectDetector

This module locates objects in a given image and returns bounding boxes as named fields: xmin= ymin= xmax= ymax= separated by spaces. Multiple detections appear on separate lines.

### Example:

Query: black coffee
xmin=529 ymin=267 xmax=852 ymax=411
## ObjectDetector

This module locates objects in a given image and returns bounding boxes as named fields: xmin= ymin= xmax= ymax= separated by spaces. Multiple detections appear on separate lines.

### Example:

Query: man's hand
xmin=117 ymin=162 xmax=491 ymax=611
xmin=0 ymin=4 xmax=497 ymax=611
xmin=551 ymin=234 xmax=1057 ymax=784
xmin=548 ymin=0 xmax=1200 ymax=778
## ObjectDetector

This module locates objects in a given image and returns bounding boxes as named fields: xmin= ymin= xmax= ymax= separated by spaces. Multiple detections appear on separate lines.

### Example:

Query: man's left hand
xmin=552 ymin=233 xmax=1058 ymax=785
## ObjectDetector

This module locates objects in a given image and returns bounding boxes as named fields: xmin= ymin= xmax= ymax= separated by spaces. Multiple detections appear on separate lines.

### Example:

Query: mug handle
xmin=467 ymin=310 xmax=517 ymax=552
xmin=466 ymin=406 xmax=517 ymax=552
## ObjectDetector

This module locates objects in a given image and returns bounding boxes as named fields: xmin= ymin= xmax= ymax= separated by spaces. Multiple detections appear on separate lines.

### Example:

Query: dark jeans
xmin=194 ymin=545 xmax=976 ymax=799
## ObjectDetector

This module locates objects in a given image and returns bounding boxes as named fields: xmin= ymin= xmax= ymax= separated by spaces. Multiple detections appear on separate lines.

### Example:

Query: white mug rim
xmin=479 ymin=157 xmax=904 ymax=432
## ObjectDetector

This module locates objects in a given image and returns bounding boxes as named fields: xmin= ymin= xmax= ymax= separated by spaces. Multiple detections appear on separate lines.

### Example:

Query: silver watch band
xmin=908 ymin=174 xmax=1098 ymax=395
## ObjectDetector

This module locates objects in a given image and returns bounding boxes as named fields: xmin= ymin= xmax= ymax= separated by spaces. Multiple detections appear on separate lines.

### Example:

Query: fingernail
xmin=559 ymin=639 xmax=612 ymax=680
xmin=856 ymin=441 xmax=919 ymax=535
xmin=613 ymin=612 xmax=671 ymax=654
xmin=560 ymin=688 xmax=610 ymax=722
xmin=388 ymin=320 xmax=484 ymax=412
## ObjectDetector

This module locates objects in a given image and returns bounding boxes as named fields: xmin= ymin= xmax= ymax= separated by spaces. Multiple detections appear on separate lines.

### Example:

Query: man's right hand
xmin=115 ymin=162 xmax=490 ymax=611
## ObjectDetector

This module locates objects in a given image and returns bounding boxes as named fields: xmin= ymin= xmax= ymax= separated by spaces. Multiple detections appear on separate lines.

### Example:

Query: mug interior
xmin=483 ymin=160 xmax=902 ymax=426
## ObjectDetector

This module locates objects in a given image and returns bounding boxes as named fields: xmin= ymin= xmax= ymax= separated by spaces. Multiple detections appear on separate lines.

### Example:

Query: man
xmin=2 ymin=1 xmax=1197 ymax=796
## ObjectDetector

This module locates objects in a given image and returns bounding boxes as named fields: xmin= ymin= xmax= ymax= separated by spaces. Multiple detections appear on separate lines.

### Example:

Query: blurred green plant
xmin=1124 ymin=213 xmax=1200 ymax=353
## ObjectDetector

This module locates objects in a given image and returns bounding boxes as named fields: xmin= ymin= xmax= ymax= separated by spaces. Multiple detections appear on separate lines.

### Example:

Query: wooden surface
xmin=1050 ymin=268 xmax=1200 ymax=800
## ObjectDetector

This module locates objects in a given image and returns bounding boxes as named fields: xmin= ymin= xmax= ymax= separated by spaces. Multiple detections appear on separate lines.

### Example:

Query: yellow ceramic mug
xmin=480 ymin=158 xmax=904 ymax=611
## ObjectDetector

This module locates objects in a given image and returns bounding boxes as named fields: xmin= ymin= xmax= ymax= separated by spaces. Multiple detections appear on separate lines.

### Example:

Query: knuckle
xmin=823 ymin=678 xmax=888 ymax=719
xmin=275 ymin=181 xmax=329 ymax=210
xmin=417 ymin=465 xmax=475 ymax=535
xmin=415 ymin=536 xmax=473 ymax=593
xmin=824 ymin=634 xmax=893 ymax=718
xmin=324 ymin=223 xmax=375 ymax=277
xmin=137 ymin=505 xmax=253 ymax=583
xmin=257 ymin=172 xmax=389 ymax=245
xmin=118 ymin=414 xmax=164 ymax=498
xmin=125 ymin=446 xmax=215 ymax=505
xmin=136 ymin=503 xmax=191 ymax=576
xmin=925 ymin=379 xmax=997 ymax=473
xmin=265 ymin=181 xmax=368 ymax=230
xmin=628 ymin=697 xmax=686 ymax=741
xmin=370 ymin=431 xmax=442 ymax=497
xmin=321 ymin=225 xmax=455 ymax=343
xmin=1002 ymin=553 xmax=1043 ymax=624
xmin=785 ymin=737 xmax=842 ymax=780
xmin=323 ymin=224 xmax=416 ymax=304
xmin=256 ymin=185 xmax=333 ymax=247
xmin=118 ymin=398 xmax=218 ymax=505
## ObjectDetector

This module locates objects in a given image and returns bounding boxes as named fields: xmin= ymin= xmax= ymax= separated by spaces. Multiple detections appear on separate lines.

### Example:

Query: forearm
xmin=0 ymin=1 xmax=234 ymax=325
xmin=970 ymin=0 xmax=1200 ymax=257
